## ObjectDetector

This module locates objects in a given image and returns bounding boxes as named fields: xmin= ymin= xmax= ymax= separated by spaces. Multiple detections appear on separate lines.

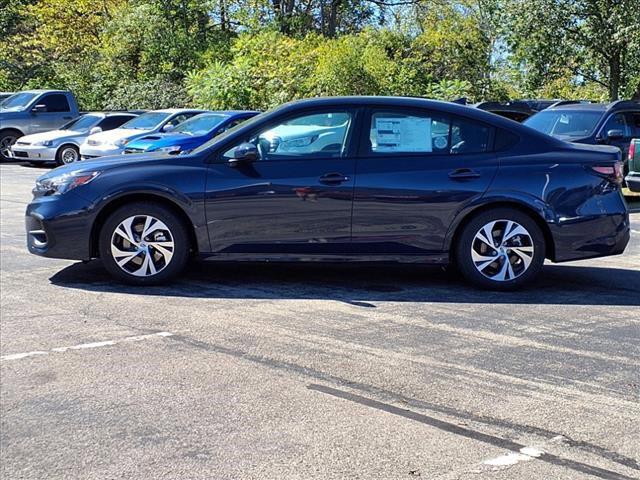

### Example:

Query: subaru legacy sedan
xmin=26 ymin=97 xmax=629 ymax=290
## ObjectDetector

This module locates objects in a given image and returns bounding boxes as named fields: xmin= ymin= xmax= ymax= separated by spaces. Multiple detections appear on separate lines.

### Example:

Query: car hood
xmin=86 ymin=128 xmax=153 ymax=144
xmin=39 ymin=153 xmax=170 ymax=180
xmin=126 ymin=132 xmax=202 ymax=151
xmin=19 ymin=130 xmax=83 ymax=143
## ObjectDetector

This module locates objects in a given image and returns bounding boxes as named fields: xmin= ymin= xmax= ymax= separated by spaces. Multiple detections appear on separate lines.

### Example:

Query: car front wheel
xmin=99 ymin=202 xmax=190 ymax=285
xmin=455 ymin=208 xmax=545 ymax=290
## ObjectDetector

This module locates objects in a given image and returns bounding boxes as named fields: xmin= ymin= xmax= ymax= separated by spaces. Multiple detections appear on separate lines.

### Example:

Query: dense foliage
xmin=1 ymin=0 xmax=638 ymax=110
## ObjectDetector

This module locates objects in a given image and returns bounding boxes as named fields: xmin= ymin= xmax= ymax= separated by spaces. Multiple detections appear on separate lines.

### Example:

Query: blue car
xmin=25 ymin=96 xmax=629 ymax=290
xmin=123 ymin=111 xmax=259 ymax=155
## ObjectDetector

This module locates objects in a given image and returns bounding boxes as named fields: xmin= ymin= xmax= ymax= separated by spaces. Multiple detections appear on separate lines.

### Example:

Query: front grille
xmin=124 ymin=148 xmax=144 ymax=154
xmin=13 ymin=151 xmax=28 ymax=158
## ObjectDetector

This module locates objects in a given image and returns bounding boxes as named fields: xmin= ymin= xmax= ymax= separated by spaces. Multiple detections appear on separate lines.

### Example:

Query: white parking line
xmin=1 ymin=332 xmax=173 ymax=361
xmin=484 ymin=446 xmax=544 ymax=466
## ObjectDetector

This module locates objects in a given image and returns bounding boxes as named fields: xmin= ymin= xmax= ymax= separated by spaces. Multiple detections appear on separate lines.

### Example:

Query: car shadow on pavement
xmin=50 ymin=260 xmax=640 ymax=306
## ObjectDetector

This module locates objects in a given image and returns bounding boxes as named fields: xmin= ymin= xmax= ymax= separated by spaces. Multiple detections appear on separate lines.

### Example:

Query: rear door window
xmin=367 ymin=110 xmax=492 ymax=155
xmin=99 ymin=115 xmax=134 ymax=130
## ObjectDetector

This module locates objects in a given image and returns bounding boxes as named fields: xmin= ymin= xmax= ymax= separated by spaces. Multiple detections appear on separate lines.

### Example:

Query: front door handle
xmin=449 ymin=168 xmax=480 ymax=179
xmin=319 ymin=172 xmax=350 ymax=185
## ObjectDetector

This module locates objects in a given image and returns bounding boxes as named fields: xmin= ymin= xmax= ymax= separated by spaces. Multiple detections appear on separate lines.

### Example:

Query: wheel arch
xmin=90 ymin=193 xmax=199 ymax=258
xmin=0 ymin=127 xmax=25 ymax=137
xmin=446 ymin=199 xmax=556 ymax=263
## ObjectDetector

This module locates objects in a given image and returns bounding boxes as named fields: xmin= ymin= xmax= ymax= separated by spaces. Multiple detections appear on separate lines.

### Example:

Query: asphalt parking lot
xmin=1 ymin=163 xmax=639 ymax=480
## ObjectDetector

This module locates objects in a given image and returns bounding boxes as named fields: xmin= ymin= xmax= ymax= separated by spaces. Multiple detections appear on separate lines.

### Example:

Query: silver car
xmin=9 ymin=112 xmax=137 ymax=165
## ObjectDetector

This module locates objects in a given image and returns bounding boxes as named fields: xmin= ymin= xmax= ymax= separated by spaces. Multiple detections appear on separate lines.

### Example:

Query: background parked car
xmin=9 ymin=112 xmax=139 ymax=165
xmin=79 ymin=109 xmax=207 ymax=159
xmin=523 ymin=100 xmax=640 ymax=171
xmin=0 ymin=90 xmax=81 ymax=161
xmin=625 ymin=138 xmax=640 ymax=192
xmin=0 ymin=92 xmax=15 ymax=104
xmin=123 ymin=111 xmax=259 ymax=155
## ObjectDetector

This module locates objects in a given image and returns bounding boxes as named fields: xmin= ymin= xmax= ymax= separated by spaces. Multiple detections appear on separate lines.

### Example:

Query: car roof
xmin=21 ymin=89 xmax=70 ymax=94
xmin=276 ymin=96 xmax=556 ymax=138
xmin=153 ymin=108 xmax=209 ymax=114
xmin=548 ymin=100 xmax=640 ymax=112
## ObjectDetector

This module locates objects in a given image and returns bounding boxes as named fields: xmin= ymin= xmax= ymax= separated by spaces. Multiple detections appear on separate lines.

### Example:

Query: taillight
xmin=591 ymin=162 xmax=623 ymax=184
xmin=629 ymin=141 xmax=636 ymax=162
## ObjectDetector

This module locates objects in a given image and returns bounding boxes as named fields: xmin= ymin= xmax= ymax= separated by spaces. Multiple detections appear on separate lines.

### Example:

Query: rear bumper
xmin=625 ymin=172 xmax=640 ymax=193
xmin=26 ymin=192 xmax=94 ymax=260
xmin=550 ymin=211 xmax=630 ymax=262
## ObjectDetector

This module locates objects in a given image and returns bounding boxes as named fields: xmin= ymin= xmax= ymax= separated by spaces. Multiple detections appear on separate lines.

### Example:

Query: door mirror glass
xmin=31 ymin=104 xmax=47 ymax=113
xmin=89 ymin=126 xmax=102 ymax=135
xmin=229 ymin=142 xmax=259 ymax=166
xmin=162 ymin=123 xmax=175 ymax=133
xmin=606 ymin=129 xmax=624 ymax=140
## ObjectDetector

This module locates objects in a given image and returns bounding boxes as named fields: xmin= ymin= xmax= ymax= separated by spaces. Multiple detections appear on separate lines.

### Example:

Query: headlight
xmin=34 ymin=171 xmax=100 ymax=196
xmin=34 ymin=140 xmax=54 ymax=147
xmin=115 ymin=138 xmax=131 ymax=147
xmin=156 ymin=145 xmax=181 ymax=154
xmin=282 ymin=135 xmax=319 ymax=148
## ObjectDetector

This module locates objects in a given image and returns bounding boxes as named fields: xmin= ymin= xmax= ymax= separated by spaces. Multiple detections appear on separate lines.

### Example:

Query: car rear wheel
xmin=56 ymin=144 xmax=79 ymax=165
xmin=455 ymin=208 xmax=545 ymax=290
xmin=99 ymin=202 xmax=190 ymax=285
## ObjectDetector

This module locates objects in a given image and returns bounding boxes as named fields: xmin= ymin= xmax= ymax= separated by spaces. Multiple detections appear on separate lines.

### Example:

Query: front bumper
xmin=80 ymin=144 xmax=123 ymax=160
xmin=10 ymin=144 xmax=57 ymax=162
xmin=625 ymin=172 xmax=640 ymax=193
xmin=26 ymin=192 xmax=95 ymax=260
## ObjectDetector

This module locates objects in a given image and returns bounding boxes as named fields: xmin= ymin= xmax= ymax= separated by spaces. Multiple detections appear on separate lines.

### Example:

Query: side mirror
xmin=31 ymin=104 xmax=47 ymax=114
xmin=89 ymin=126 xmax=102 ymax=135
xmin=162 ymin=124 xmax=175 ymax=133
xmin=228 ymin=142 xmax=259 ymax=167
xmin=606 ymin=129 xmax=624 ymax=140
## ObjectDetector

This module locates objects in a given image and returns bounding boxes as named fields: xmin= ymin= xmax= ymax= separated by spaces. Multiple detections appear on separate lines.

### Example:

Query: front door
xmin=351 ymin=107 xmax=498 ymax=257
xmin=205 ymin=109 xmax=357 ymax=255
xmin=29 ymin=93 xmax=73 ymax=133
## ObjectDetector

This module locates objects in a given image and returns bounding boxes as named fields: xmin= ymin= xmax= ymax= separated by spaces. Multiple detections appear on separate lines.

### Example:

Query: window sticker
xmin=373 ymin=116 xmax=432 ymax=152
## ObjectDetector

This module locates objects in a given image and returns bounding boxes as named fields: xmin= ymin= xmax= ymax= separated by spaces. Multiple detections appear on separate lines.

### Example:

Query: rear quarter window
xmin=494 ymin=129 xmax=520 ymax=151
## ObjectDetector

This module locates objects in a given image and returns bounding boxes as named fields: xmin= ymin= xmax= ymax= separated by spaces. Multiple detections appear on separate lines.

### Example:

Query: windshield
xmin=60 ymin=114 xmax=101 ymax=131
xmin=0 ymin=92 xmax=38 ymax=111
xmin=524 ymin=110 xmax=602 ymax=138
xmin=121 ymin=112 xmax=170 ymax=130
xmin=173 ymin=114 xmax=228 ymax=136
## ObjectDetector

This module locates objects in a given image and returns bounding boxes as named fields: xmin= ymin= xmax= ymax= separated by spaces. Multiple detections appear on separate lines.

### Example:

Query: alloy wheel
xmin=61 ymin=147 xmax=78 ymax=164
xmin=110 ymin=215 xmax=175 ymax=277
xmin=0 ymin=135 xmax=17 ymax=158
xmin=470 ymin=219 xmax=534 ymax=282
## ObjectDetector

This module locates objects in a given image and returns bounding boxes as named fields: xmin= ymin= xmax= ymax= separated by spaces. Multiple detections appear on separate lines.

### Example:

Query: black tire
xmin=98 ymin=202 xmax=190 ymax=285
xmin=56 ymin=144 xmax=80 ymax=166
xmin=0 ymin=129 xmax=22 ymax=162
xmin=455 ymin=207 xmax=545 ymax=291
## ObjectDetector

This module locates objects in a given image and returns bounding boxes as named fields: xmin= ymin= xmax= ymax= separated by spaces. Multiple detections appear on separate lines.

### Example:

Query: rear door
xmin=351 ymin=107 xmax=498 ymax=256
xmin=204 ymin=108 xmax=358 ymax=255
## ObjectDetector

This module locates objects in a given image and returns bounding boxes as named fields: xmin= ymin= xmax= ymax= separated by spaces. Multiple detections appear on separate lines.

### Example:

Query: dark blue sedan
xmin=25 ymin=96 xmax=630 ymax=290
xmin=123 ymin=111 xmax=259 ymax=155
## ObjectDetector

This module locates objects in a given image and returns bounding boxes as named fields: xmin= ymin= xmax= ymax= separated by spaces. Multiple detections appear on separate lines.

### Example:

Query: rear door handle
xmin=449 ymin=168 xmax=480 ymax=179
xmin=63 ymin=116 xmax=73 ymax=120
xmin=319 ymin=172 xmax=350 ymax=185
